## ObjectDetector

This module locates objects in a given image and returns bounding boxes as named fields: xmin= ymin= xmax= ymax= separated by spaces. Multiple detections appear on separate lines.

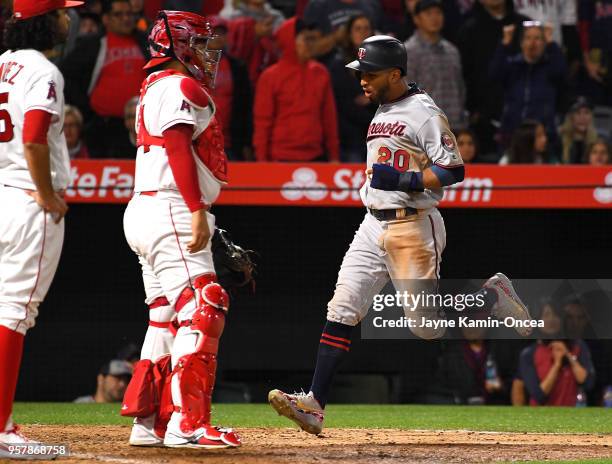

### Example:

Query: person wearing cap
xmin=0 ymin=1 xmax=82 ymax=458
xmin=253 ymin=17 xmax=339 ymax=162
xmin=404 ymin=0 xmax=466 ymax=130
xmin=60 ymin=0 xmax=148 ymax=158
xmin=74 ymin=360 xmax=133 ymax=403
xmin=559 ymin=96 xmax=598 ymax=164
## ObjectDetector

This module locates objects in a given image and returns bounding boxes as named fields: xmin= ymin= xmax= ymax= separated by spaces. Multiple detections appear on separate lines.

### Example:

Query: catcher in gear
xmin=121 ymin=10 xmax=242 ymax=449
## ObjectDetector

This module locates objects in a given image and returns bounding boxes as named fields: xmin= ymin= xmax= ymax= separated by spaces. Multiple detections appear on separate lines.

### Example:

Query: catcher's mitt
xmin=211 ymin=227 xmax=257 ymax=294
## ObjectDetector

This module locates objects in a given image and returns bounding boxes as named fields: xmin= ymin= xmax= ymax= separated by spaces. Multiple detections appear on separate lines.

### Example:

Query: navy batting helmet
xmin=346 ymin=35 xmax=407 ymax=76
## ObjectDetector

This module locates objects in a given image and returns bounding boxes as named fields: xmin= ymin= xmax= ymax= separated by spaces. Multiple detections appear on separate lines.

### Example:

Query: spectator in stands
xmin=559 ymin=96 xmax=598 ymax=164
xmin=455 ymin=128 xmax=479 ymax=162
xmin=64 ymin=106 xmax=90 ymax=159
xmin=223 ymin=1 xmax=282 ymax=84
xmin=130 ymin=0 xmax=149 ymax=32
xmin=535 ymin=298 xmax=564 ymax=339
xmin=457 ymin=0 xmax=530 ymax=156
xmin=74 ymin=360 xmax=132 ymax=403
xmin=586 ymin=139 xmax=611 ymax=165
xmin=578 ymin=0 xmax=612 ymax=105
xmin=226 ymin=0 xmax=284 ymax=32
xmin=500 ymin=120 xmax=552 ymax=164
xmin=405 ymin=0 xmax=466 ymax=129
xmin=380 ymin=0 xmax=416 ymax=41
xmin=78 ymin=12 xmax=101 ymax=37
xmin=61 ymin=0 xmax=148 ymax=158
xmin=326 ymin=14 xmax=376 ymax=162
xmin=303 ymin=0 xmax=379 ymax=58
xmin=254 ymin=18 xmax=339 ymax=162
xmin=518 ymin=339 xmax=595 ymax=406
xmin=116 ymin=342 xmax=140 ymax=367
xmin=207 ymin=16 xmax=253 ymax=161
xmin=490 ymin=22 xmax=567 ymax=149
xmin=427 ymin=326 xmax=505 ymax=405
xmin=123 ymin=96 xmax=138 ymax=158
xmin=513 ymin=0 xmax=579 ymax=60
xmin=563 ymin=295 xmax=594 ymax=339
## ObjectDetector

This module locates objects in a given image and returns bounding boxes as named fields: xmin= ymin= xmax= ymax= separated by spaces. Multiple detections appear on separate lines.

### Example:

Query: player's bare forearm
xmin=24 ymin=142 xmax=54 ymax=197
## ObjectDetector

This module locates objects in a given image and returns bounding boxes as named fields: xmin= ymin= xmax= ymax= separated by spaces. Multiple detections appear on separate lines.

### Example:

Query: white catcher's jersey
xmin=133 ymin=72 xmax=223 ymax=204
xmin=361 ymin=89 xmax=463 ymax=210
xmin=0 ymin=49 xmax=70 ymax=191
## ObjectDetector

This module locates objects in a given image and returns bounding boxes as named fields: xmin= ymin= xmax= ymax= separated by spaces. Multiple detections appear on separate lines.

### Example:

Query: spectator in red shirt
xmin=519 ymin=339 xmax=595 ymax=406
xmin=207 ymin=16 xmax=254 ymax=161
xmin=254 ymin=18 xmax=339 ymax=162
xmin=223 ymin=1 xmax=282 ymax=85
xmin=64 ymin=105 xmax=90 ymax=159
xmin=61 ymin=0 xmax=148 ymax=158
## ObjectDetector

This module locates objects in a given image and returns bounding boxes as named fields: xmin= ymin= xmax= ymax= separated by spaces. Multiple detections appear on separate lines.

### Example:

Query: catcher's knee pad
xmin=171 ymin=352 xmax=217 ymax=433
xmin=141 ymin=296 xmax=175 ymax=361
xmin=148 ymin=296 xmax=174 ymax=325
xmin=121 ymin=354 xmax=172 ymax=418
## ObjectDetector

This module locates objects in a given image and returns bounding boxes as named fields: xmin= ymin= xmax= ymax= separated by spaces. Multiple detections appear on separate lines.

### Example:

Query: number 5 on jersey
xmin=0 ymin=92 xmax=14 ymax=142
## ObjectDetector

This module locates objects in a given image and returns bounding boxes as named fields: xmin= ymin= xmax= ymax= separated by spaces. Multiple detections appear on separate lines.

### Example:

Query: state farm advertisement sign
xmin=66 ymin=160 xmax=612 ymax=209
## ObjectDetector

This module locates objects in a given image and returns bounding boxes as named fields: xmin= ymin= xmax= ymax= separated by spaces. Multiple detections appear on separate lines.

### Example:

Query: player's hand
xmin=502 ymin=24 xmax=515 ymax=46
xmin=32 ymin=191 xmax=68 ymax=224
xmin=188 ymin=209 xmax=211 ymax=254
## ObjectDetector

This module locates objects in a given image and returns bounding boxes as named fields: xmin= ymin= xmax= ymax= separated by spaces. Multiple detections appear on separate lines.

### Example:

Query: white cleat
xmin=484 ymin=272 xmax=533 ymax=336
xmin=268 ymin=389 xmax=324 ymax=435
xmin=164 ymin=415 xmax=241 ymax=449
xmin=129 ymin=416 xmax=164 ymax=447
xmin=0 ymin=426 xmax=58 ymax=460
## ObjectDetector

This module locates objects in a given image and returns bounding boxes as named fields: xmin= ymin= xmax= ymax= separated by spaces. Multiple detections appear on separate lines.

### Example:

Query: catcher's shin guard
xmin=122 ymin=296 xmax=174 ymax=418
xmin=170 ymin=274 xmax=229 ymax=434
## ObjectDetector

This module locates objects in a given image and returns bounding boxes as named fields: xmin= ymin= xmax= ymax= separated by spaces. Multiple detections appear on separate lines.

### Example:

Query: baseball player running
xmin=269 ymin=36 xmax=532 ymax=435
xmin=0 ymin=0 xmax=81 ymax=460
xmin=121 ymin=11 xmax=240 ymax=449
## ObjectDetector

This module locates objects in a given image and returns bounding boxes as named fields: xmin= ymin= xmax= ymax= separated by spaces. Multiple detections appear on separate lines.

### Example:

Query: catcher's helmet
xmin=144 ymin=10 xmax=221 ymax=86
xmin=346 ymin=35 xmax=407 ymax=76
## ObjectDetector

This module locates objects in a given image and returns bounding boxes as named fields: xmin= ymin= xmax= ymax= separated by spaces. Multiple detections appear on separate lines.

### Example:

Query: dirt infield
xmin=14 ymin=425 xmax=612 ymax=463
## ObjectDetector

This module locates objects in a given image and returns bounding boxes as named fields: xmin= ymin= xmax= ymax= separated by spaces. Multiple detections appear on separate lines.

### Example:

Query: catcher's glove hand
xmin=211 ymin=227 xmax=257 ymax=294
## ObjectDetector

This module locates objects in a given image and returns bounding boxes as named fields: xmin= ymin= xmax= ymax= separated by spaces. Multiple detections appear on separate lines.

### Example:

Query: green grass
xmin=13 ymin=403 xmax=612 ymax=434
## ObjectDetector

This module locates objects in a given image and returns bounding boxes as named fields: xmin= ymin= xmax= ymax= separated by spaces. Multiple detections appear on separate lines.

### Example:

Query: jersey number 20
xmin=0 ymin=92 xmax=14 ymax=142
xmin=377 ymin=146 xmax=411 ymax=172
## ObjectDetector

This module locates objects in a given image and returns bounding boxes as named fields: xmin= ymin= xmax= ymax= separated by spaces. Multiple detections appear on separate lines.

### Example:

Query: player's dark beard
xmin=373 ymin=84 xmax=390 ymax=105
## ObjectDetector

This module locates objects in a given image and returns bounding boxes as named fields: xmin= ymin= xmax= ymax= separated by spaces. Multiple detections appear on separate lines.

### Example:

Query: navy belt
xmin=368 ymin=207 xmax=418 ymax=221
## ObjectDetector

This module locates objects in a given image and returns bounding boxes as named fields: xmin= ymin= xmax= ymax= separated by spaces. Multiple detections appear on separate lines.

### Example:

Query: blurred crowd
xmin=1 ymin=0 xmax=610 ymax=164
xmin=427 ymin=293 xmax=612 ymax=407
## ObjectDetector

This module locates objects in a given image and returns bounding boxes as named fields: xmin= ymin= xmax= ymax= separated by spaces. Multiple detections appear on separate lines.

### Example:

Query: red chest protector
xmin=137 ymin=70 xmax=229 ymax=183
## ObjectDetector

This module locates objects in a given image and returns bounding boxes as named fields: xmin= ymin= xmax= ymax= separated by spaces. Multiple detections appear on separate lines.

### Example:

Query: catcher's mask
xmin=144 ymin=10 xmax=222 ymax=88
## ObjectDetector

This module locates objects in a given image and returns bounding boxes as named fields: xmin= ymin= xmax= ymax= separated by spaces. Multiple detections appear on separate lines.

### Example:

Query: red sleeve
xmin=23 ymin=109 xmax=52 ymax=144
xmin=321 ymin=71 xmax=340 ymax=162
xmin=163 ymin=124 xmax=206 ymax=212
xmin=253 ymin=71 xmax=275 ymax=161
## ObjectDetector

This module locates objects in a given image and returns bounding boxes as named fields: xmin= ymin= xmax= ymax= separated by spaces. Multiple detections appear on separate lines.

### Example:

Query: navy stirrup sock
xmin=309 ymin=321 xmax=353 ymax=408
